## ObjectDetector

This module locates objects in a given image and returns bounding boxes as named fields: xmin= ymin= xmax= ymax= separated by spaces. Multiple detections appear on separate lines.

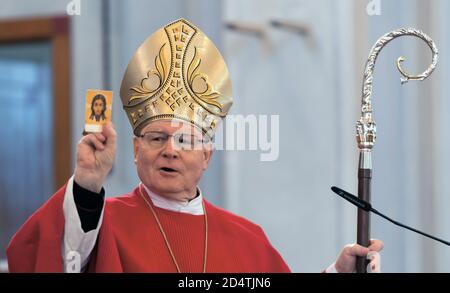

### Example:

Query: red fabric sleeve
xmin=6 ymin=184 xmax=67 ymax=272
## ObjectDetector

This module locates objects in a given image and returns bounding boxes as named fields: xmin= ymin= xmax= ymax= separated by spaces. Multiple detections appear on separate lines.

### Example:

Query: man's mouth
xmin=160 ymin=167 xmax=178 ymax=173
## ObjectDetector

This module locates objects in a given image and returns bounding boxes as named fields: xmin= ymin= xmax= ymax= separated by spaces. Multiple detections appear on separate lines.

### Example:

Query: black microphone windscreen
xmin=331 ymin=186 xmax=372 ymax=211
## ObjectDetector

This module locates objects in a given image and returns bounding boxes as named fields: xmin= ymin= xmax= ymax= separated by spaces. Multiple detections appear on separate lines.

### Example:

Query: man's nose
xmin=161 ymin=137 xmax=179 ymax=158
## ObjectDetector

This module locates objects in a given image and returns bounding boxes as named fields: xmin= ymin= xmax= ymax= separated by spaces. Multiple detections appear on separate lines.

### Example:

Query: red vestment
xmin=7 ymin=183 xmax=291 ymax=273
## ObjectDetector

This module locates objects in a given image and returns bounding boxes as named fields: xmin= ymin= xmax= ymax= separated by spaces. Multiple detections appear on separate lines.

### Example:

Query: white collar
xmin=141 ymin=184 xmax=204 ymax=215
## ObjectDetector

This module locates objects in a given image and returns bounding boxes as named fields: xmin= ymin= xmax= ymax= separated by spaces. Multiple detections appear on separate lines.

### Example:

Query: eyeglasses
xmin=138 ymin=131 xmax=206 ymax=150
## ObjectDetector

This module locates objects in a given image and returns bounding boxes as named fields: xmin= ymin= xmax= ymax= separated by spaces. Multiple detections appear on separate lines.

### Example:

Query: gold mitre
xmin=120 ymin=18 xmax=233 ymax=137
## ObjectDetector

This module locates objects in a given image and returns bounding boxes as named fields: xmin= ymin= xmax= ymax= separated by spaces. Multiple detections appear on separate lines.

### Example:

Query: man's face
xmin=133 ymin=120 xmax=212 ymax=200
xmin=93 ymin=99 xmax=104 ymax=116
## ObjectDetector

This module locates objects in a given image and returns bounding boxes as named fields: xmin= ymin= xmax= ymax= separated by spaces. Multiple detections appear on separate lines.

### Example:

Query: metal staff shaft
xmin=356 ymin=151 xmax=372 ymax=272
xmin=355 ymin=28 xmax=438 ymax=273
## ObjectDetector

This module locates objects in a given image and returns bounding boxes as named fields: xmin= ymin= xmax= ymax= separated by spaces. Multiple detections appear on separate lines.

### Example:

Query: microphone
xmin=331 ymin=186 xmax=450 ymax=247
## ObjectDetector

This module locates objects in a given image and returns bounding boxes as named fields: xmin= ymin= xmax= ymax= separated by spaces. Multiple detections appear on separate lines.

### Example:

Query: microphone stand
xmin=355 ymin=28 xmax=438 ymax=273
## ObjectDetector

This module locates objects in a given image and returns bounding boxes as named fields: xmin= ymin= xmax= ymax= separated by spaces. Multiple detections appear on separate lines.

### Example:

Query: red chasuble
xmin=7 ymin=183 xmax=291 ymax=273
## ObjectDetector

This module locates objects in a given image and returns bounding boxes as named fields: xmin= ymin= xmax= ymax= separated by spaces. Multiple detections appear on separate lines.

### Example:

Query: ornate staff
xmin=355 ymin=28 xmax=438 ymax=273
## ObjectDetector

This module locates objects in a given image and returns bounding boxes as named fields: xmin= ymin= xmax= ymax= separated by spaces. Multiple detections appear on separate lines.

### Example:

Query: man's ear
xmin=133 ymin=137 xmax=139 ymax=163
xmin=202 ymin=143 xmax=213 ymax=170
